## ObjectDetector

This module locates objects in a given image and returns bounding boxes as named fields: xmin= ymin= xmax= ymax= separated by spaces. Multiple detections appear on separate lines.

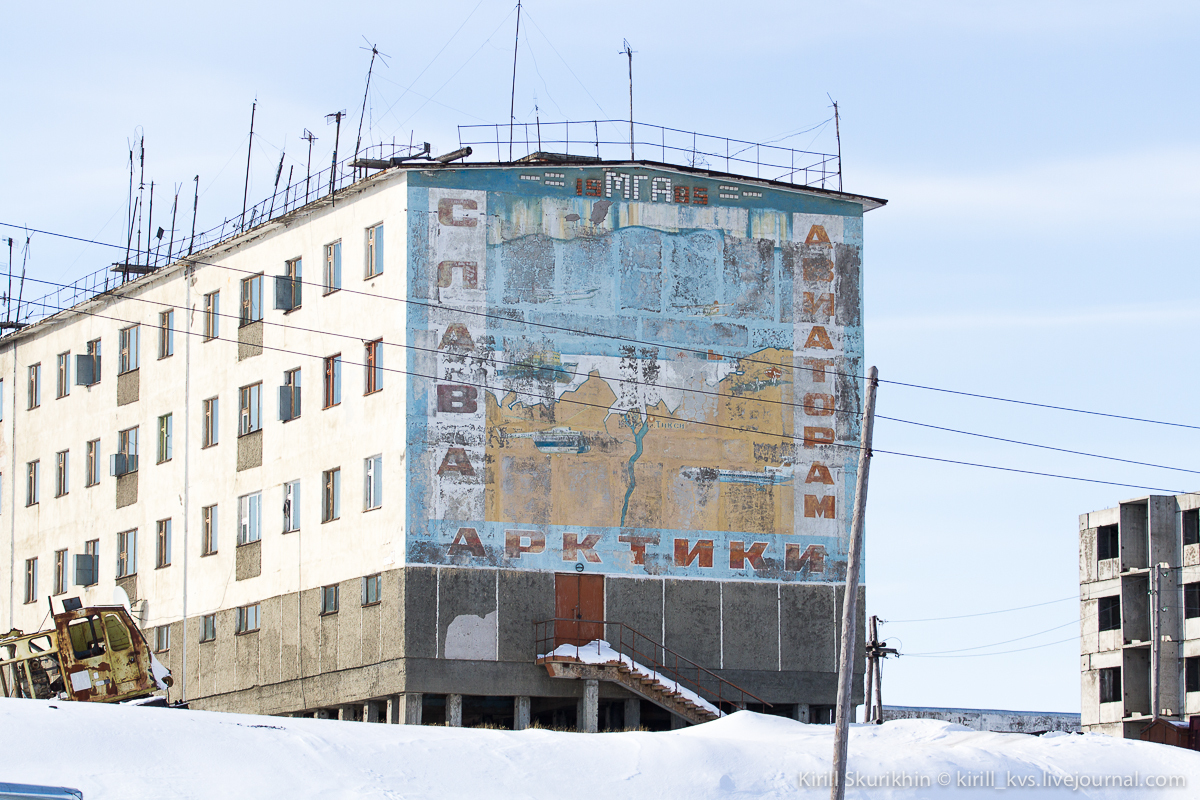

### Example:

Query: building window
xmin=365 ymin=224 xmax=383 ymax=278
xmin=362 ymin=574 xmax=381 ymax=606
xmin=28 ymin=363 xmax=40 ymax=409
xmin=75 ymin=539 xmax=98 ymax=586
xmin=1098 ymin=596 xmax=1120 ymax=632
xmin=77 ymin=338 xmax=102 ymax=386
xmin=1185 ymin=582 xmax=1200 ymax=619
xmin=203 ymin=291 xmax=220 ymax=340
xmin=1096 ymin=524 xmax=1118 ymax=561
xmin=54 ymin=549 xmax=67 ymax=595
xmin=24 ymin=557 xmax=37 ymax=604
xmin=238 ymin=492 xmax=262 ymax=545
xmin=1099 ymin=666 xmax=1121 ymax=703
xmin=365 ymin=339 xmax=382 ymax=394
xmin=279 ymin=257 xmax=302 ymax=311
xmin=1184 ymin=509 xmax=1200 ymax=547
xmin=118 ymin=324 xmax=140 ymax=374
xmin=114 ymin=426 xmax=139 ymax=476
xmin=239 ymin=383 xmax=262 ymax=436
xmin=202 ymin=505 xmax=218 ymax=555
xmin=154 ymin=625 xmax=171 ymax=653
xmin=322 ymin=468 xmax=340 ymax=522
xmin=116 ymin=529 xmax=136 ymax=578
xmin=324 ymin=354 xmax=341 ymax=408
xmin=156 ymin=518 xmax=172 ymax=568
xmin=158 ymin=414 xmax=173 ymax=463
xmin=159 ymin=309 xmax=174 ymax=358
xmin=240 ymin=274 xmax=263 ymax=325
xmin=56 ymin=352 xmax=71 ymax=398
xmin=281 ymin=368 xmax=301 ymax=422
xmin=323 ymin=241 xmax=342 ymax=294
xmin=235 ymin=603 xmax=260 ymax=634
xmin=26 ymin=460 xmax=39 ymax=506
xmin=1187 ymin=657 xmax=1200 ymax=694
xmin=283 ymin=480 xmax=300 ymax=533
xmin=320 ymin=584 xmax=339 ymax=615
xmin=203 ymin=397 xmax=219 ymax=447
xmin=364 ymin=454 xmax=382 ymax=510
xmin=200 ymin=614 xmax=216 ymax=643
xmin=86 ymin=439 xmax=100 ymax=486
xmin=55 ymin=450 xmax=68 ymax=497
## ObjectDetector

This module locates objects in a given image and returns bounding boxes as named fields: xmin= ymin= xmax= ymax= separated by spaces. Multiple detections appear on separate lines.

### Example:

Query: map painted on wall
xmin=405 ymin=165 xmax=865 ymax=582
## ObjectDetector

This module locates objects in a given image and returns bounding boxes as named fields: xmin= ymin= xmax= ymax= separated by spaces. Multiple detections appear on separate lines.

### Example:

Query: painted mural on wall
xmin=406 ymin=164 xmax=864 ymax=582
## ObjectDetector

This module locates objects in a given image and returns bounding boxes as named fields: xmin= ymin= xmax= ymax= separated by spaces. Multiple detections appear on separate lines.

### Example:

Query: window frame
xmin=240 ymin=273 xmax=264 ymax=326
xmin=200 ymin=614 xmax=216 ymax=643
xmin=365 ymin=339 xmax=382 ymax=395
xmin=284 ymin=257 xmax=303 ymax=311
xmin=1185 ymin=582 xmax=1200 ymax=619
xmin=320 ymin=584 xmax=340 ymax=616
xmin=159 ymin=309 xmax=174 ymax=359
xmin=154 ymin=625 xmax=171 ymax=653
xmin=365 ymin=223 xmax=383 ymax=278
xmin=202 ymin=397 xmax=219 ymax=447
xmin=116 ymin=528 xmax=137 ymax=578
xmin=118 ymin=324 xmax=140 ymax=374
xmin=283 ymin=480 xmax=300 ymax=533
xmin=323 ymin=240 xmax=342 ymax=294
xmin=237 ymin=492 xmax=262 ymax=545
xmin=203 ymin=291 xmax=220 ymax=340
xmin=362 ymin=573 xmax=382 ymax=606
xmin=282 ymin=368 xmax=301 ymax=422
xmin=1187 ymin=656 xmax=1200 ymax=694
xmin=26 ymin=459 xmax=39 ymax=506
xmin=24 ymin=557 xmax=37 ymax=604
xmin=55 ymin=450 xmax=68 ymax=498
xmin=364 ymin=454 xmax=382 ymax=511
xmin=56 ymin=352 xmax=71 ymax=398
xmin=158 ymin=413 xmax=173 ymax=463
xmin=86 ymin=439 xmax=100 ymax=487
xmin=1096 ymin=524 xmax=1119 ymax=562
xmin=322 ymin=467 xmax=341 ymax=523
xmin=1098 ymin=595 xmax=1121 ymax=632
xmin=235 ymin=603 xmax=261 ymax=634
xmin=27 ymin=363 xmax=40 ymax=409
xmin=239 ymin=383 xmax=262 ymax=436
xmin=202 ymin=504 xmax=218 ymax=555
xmin=117 ymin=426 xmax=139 ymax=475
xmin=156 ymin=518 xmax=172 ymax=568
xmin=77 ymin=539 xmax=99 ymax=587
xmin=323 ymin=354 xmax=342 ymax=408
xmin=1099 ymin=666 xmax=1122 ymax=704
xmin=53 ymin=548 xmax=67 ymax=595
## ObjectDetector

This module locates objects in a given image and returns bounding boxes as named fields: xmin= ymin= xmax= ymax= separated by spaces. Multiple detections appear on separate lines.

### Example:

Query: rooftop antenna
xmin=166 ymin=184 xmax=179 ymax=264
xmin=354 ymin=39 xmax=390 ymax=173
xmin=828 ymin=93 xmax=842 ymax=191
xmin=146 ymin=180 xmax=155 ymax=263
xmin=301 ymin=129 xmax=317 ymax=204
xmin=242 ymin=99 xmax=257 ymax=230
xmin=123 ymin=142 xmax=135 ymax=271
xmin=267 ymin=149 xmax=285 ymax=218
xmin=326 ymin=110 xmax=346 ymax=198
xmin=134 ymin=139 xmax=145 ymax=277
xmin=621 ymin=39 xmax=635 ymax=160
xmin=4 ymin=236 xmax=12 ymax=324
xmin=188 ymin=175 xmax=199 ymax=255
xmin=534 ymin=99 xmax=542 ymax=152
xmin=508 ymin=0 xmax=522 ymax=161
xmin=14 ymin=234 xmax=29 ymax=326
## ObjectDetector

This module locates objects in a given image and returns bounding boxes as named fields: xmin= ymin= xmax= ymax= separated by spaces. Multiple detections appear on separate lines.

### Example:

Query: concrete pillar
xmin=624 ymin=698 xmax=641 ymax=730
xmin=338 ymin=705 xmax=357 ymax=721
xmin=446 ymin=694 xmax=463 ymax=727
xmin=514 ymin=696 xmax=531 ymax=731
xmin=386 ymin=695 xmax=401 ymax=724
xmin=315 ymin=709 xmax=332 ymax=720
xmin=364 ymin=701 xmax=381 ymax=723
xmin=794 ymin=703 xmax=811 ymax=724
xmin=578 ymin=680 xmax=599 ymax=733
xmin=398 ymin=693 xmax=423 ymax=725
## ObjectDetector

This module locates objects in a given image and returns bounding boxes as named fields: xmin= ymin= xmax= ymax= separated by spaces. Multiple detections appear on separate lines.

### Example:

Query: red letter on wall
xmin=619 ymin=534 xmax=658 ymax=565
xmin=785 ymin=543 xmax=826 ymax=573
xmin=436 ymin=447 xmax=476 ymax=476
xmin=563 ymin=533 xmax=603 ymax=563
xmin=804 ymin=495 xmax=836 ymax=518
xmin=729 ymin=541 xmax=769 ymax=570
xmin=437 ymin=198 xmax=479 ymax=227
xmin=505 ymin=529 xmax=546 ymax=558
xmin=448 ymin=527 xmax=486 ymax=557
xmin=673 ymin=538 xmax=714 ymax=568
xmin=803 ymin=426 xmax=835 ymax=448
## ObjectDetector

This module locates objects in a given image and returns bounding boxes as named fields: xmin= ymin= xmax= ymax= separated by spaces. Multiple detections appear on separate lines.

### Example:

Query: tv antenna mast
xmin=508 ymin=0 xmax=522 ymax=161
xmin=354 ymin=39 xmax=390 ymax=170
xmin=301 ymin=129 xmax=317 ymax=204
xmin=621 ymin=39 xmax=635 ymax=160
xmin=326 ymin=110 xmax=346 ymax=197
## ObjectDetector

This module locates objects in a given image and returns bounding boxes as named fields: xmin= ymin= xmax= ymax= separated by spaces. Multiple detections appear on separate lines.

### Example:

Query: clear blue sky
xmin=2 ymin=1 xmax=1198 ymax=713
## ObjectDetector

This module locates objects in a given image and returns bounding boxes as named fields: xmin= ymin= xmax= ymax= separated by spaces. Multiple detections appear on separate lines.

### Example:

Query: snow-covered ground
xmin=2 ymin=697 xmax=1197 ymax=799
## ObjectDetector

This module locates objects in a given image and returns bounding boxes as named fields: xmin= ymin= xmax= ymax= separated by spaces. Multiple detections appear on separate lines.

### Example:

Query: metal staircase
xmin=534 ymin=619 xmax=770 ymax=726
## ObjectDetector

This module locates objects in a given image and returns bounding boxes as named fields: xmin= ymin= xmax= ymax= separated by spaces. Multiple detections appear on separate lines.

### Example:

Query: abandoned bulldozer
xmin=0 ymin=601 xmax=170 ymax=703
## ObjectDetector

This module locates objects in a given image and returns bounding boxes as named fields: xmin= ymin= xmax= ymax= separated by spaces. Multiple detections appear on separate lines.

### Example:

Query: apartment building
xmin=2 ymin=147 xmax=884 ymax=729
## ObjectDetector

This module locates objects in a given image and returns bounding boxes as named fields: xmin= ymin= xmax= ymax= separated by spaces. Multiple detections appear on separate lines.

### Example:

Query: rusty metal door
xmin=554 ymin=573 xmax=604 ymax=647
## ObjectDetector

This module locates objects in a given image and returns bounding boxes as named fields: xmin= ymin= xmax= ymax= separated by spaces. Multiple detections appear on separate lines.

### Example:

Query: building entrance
xmin=553 ymin=573 xmax=604 ymax=647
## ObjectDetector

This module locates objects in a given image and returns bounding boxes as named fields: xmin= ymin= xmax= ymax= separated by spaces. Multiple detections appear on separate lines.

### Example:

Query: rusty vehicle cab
xmin=0 ymin=604 xmax=167 ymax=703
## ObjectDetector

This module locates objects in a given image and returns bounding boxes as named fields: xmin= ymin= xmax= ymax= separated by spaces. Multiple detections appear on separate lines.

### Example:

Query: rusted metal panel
xmin=406 ymin=165 xmax=867 ymax=583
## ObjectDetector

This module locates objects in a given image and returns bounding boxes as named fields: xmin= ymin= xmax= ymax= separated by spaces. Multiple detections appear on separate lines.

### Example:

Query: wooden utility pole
xmin=864 ymin=615 xmax=897 ymax=724
xmin=830 ymin=365 xmax=878 ymax=800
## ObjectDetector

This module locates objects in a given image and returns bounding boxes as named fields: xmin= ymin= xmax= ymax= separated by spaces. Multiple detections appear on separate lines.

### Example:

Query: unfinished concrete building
xmin=1 ymin=123 xmax=885 ymax=729
xmin=1080 ymin=494 xmax=1200 ymax=738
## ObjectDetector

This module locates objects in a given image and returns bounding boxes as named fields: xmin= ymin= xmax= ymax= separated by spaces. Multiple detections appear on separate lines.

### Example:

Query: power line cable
xmin=14 ymin=293 xmax=1193 ymax=495
xmin=902 ymin=634 xmax=1080 ymax=659
xmin=884 ymin=594 xmax=1079 ymax=623
xmin=902 ymin=617 xmax=1083 ymax=656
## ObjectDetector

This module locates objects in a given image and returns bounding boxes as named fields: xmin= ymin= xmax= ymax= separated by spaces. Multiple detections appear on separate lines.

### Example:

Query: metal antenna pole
xmin=622 ymin=39 xmax=635 ymax=160
xmin=508 ymin=0 xmax=523 ymax=161
xmin=167 ymin=186 xmax=179 ymax=263
xmin=188 ymin=175 xmax=199 ymax=255
xmin=832 ymin=99 xmax=842 ymax=192
xmin=327 ymin=111 xmax=345 ymax=197
xmin=830 ymin=365 xmax=878 ymax=800
xmin=5 ymin=237 xmax=13 ymax=324
xmin=354 ymin=43 xmax=387 ymax=171
xmin=241 ymin=100 xmax=257 ymax=230
xmin=302 ymin=129 xmax=317 ymax=204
